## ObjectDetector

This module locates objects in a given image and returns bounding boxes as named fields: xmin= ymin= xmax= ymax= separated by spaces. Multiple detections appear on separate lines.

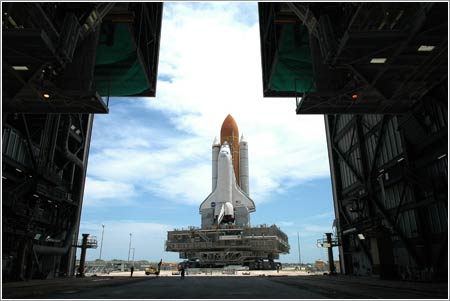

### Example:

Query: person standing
xmin=180 ymin=265 xmax=185 ymax=279
xmin=130 ymin=266 xmax=134 ymax=277
xmin=157 ymin=259 xmax=162 ymax=276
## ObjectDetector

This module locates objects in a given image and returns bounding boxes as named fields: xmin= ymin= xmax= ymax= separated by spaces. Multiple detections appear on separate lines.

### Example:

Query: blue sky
xmin=77 ymin=2 xmax=337 ymax=264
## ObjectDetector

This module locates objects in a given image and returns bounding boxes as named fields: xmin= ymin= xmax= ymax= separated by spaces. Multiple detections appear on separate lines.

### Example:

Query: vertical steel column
xmin=21 ymin=114 xmax=37 ymax=169
xmin=78 ymin=233 xmax=89 ymax=277
xmin=47 ymin=114 xmax=61 ymax=164
xmin=326 ymin=233 xmax=336 ymax=275
xmin=67 ymin=113 xmax=95 ymax=277
xmin=325 ymin=115 xmax=346 ymax=274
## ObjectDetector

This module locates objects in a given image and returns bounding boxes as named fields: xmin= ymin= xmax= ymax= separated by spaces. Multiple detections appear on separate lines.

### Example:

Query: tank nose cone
xmin=220 ymin=114 xmax=239 ymax=139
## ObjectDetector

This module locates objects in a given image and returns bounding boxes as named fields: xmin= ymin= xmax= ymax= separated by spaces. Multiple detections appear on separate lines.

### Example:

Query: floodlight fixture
xmin=370 ymin=58 xmax=387 ymax=64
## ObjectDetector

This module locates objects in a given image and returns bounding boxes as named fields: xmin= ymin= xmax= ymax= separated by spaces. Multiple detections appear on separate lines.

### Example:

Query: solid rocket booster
xmin=239 ymin=134 xmax=249 ymax=195
xmin=212 ymin=137 xmax=220 ymax=190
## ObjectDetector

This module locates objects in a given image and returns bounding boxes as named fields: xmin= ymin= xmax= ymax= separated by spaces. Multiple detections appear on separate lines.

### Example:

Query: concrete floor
xmin=2 ymin=272 xmax=448 ymax=299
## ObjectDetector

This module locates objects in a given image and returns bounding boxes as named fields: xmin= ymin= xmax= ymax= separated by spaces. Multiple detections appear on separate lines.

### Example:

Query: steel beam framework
xmin=325 ymin=83 xmax=447 ymax=280
xmin=2 ymin=2 xmax=163 ymax=113
xmin=258 ymin=1 xmax=447 ymax=281
xmin=2 ymin=113 xmax=94 ymax=280
xmin=258 ymin=2 xmax=447 ymax=113
xmin=2 ymin=2 xmax=163 ymax=282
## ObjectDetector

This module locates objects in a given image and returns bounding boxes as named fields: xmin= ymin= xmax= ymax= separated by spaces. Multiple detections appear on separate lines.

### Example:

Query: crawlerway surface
xmin=2 ymin=272 xmax=447 ymax=299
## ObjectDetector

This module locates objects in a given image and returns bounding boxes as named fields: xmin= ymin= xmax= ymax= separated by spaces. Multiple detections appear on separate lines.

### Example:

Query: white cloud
xmin=152 ymin=3 xmax=330 ymax=204
xmin=87 ymin=134 xmax=212 ymax=205
xmin=83 ymin=177 xmax=136 ymax=207
xmin=85 ymin=2 xmax=330 ymax=209
xmin=296 ymin=224 xmax=334 ymax=237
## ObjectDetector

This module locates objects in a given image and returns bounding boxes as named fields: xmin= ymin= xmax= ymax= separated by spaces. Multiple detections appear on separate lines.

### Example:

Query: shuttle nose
xmin=220 ymin=142 xmax=231 ymax=154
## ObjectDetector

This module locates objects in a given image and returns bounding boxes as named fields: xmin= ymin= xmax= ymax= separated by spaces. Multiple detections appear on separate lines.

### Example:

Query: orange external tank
xmin=220 ymin=114 xmax=240 ymax=182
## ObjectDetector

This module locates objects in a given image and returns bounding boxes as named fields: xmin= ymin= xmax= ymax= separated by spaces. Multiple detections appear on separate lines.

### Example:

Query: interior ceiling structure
xmin=258 ymin=2 xmax=448 ymax=114
xmin=2 ymin=2 xmax=163 ymax=113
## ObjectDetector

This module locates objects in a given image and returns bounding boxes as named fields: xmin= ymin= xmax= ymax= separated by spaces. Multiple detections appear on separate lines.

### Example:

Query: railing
xmin=75 ymin=236 xmax=98 ymax=248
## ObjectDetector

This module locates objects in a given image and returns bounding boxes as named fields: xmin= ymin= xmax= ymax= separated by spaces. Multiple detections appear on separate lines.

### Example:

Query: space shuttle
xmin=199 ymin=115 xmax=255 ymax=228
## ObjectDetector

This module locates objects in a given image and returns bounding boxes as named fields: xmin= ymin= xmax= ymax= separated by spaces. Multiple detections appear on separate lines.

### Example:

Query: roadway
xmin=2 ymin=272 xmax=447 ymax=299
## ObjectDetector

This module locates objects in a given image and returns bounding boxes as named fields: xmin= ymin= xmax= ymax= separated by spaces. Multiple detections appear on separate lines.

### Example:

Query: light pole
xmin=127 ymin=233 xmax=132 ymax=263
xmin=131 ymin=248 xmax=135 ymax=266
xmin=297 ymin=232 xmax=302 ymax=266
xmin=99 ymin=224 xmax=105 ymax=260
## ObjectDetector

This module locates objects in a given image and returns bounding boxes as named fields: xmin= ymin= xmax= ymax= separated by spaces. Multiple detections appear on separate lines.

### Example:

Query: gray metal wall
xmin=2 ymin=113 xmax=94 ymax=280
xmin=325 ymin=85 xmax=447 ymax=280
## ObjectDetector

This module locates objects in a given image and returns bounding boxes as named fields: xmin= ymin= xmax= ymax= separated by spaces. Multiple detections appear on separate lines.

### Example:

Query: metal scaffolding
xmin=166 ymin=225 xmax=290 ymax=269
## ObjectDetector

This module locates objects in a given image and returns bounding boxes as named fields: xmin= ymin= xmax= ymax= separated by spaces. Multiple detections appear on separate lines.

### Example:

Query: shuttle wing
xmin=232 ymin=184 xmax=256 ymax=212
xmin=199 ymin=190 xmax=217 ymax=213
xmin=199 ymin=186 xmax=255 ymax=213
